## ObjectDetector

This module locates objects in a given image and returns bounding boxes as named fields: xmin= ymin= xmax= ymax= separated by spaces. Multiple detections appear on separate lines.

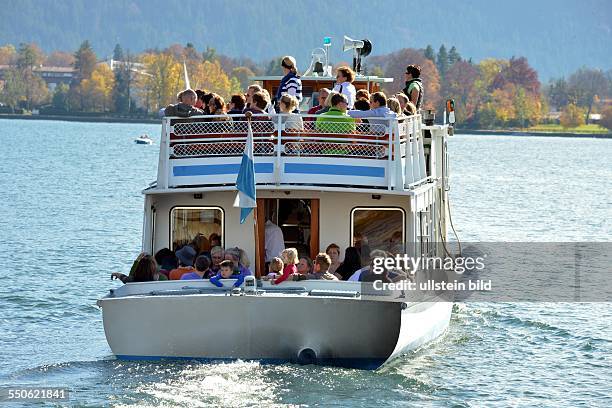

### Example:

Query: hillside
xmin=0 ymin=0 xmax=610 ymax=80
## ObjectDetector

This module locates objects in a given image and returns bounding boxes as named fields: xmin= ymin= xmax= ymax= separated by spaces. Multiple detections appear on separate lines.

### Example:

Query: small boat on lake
xmin=99 ymin=45 xmax=456 ymax=370
xmin=135 ymin=134 xmax=153 ymax=144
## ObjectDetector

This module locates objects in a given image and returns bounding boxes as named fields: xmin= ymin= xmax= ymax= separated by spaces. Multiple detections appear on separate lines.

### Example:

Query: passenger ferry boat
xmin=98 ymin=70 xmax=456 ymax=370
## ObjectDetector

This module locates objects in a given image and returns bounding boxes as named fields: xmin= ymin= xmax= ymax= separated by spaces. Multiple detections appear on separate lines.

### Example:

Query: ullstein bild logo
xmin=363 ymin=243 xmax=612 ymax=302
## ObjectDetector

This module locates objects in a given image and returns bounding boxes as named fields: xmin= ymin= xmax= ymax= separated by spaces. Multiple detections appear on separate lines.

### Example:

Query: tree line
xmin=1 ymin=41 xmax=611 ymax=130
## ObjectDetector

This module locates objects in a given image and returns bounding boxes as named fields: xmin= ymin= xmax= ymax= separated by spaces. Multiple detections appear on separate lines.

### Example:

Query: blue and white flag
xmin=233 ymin=120 xmax=256 ymax=223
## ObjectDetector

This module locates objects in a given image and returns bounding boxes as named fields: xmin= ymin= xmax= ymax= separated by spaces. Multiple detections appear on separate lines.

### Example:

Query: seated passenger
xmin=181 ymin=254 xmax=213 ymax=280
xmin=278 ymin=94 xmax=304 ymax=132
xmin=210 ymin=259 xmax=245 ymax=287
xmin=242 ymin=92 xmax=270 ymax=117
xmin=315 ymin=93 xmax=356 ymax=133
xmin=294 ymin=253 xmax=339 ymax=281
xmin=209 ymin=233 xmax=222 ymax=248
xmin=227 ymin=94 xmax=246 ymax=115
xmin=272 ymin=248 xmax=299 ymax=284
xmin=387 ymin=98 xmax=402 ymax=116
xmin=404 ymin=101 xmax=417 ymax=116
xmin=347 ymin=92 xmax=396 ymax=126
xmin=297 ymin=256 xmax=314 ymax=275
xmin=154 ymin=248 xmax=176 ymax=279
xmin=191 ymin=233 xmax=210 ymax=256
xmin=333 ymin=66 xmax=357 ymax=109
xmin=169 ymin=245 xmax=197 ymax=280
xmin=314 ymin=91 xmax=337 ymax=115
xmin=307 ymin=88 xmax=330 ymax=116
xmin=210 ymin=246 xmax=224 ymax=274
xmin=355 ymin=89 xmax=370 ymax=102
xmin=326 ymin=243 xmax=341 ymax=276
xmin=195 ymin=89 xmax=208 ymax=110
xmin=207 ymin=93 xmax=230 ymax=121
xmin=353 ymin=99 xmax=370 ymax=111
xmin=160 ymin=89 xmax=204 ymax=117
xmin=224 ymin=247 xmax=252 ymax=276
xmin=261 ymin=257 xmax=284 ymax=281
xmin=335 ymin=247 xmax=363 ymax=281
xmin=245 ymin=84 xmax=263 ymax=110
xmin=111 ymin=255 xmax=167 ymax=283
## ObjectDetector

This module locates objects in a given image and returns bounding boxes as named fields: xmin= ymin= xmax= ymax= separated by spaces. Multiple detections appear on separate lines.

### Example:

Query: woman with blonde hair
xmin=274 ymin=56 xmax=302 ymax=111
xmin=272 ymin=247 xmax=299 ymax=284
xmin=278 ymin=94 xmax=304 ymax=131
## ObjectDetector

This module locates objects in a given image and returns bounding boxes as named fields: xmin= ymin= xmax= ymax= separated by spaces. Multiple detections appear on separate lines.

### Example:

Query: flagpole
xmin=245 ymin=111 xmax=261 ymax=278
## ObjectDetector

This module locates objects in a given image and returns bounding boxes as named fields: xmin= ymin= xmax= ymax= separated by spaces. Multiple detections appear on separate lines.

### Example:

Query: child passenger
xmin=209 ymin=260 xmax=244 ymax=288
xmin=262 ymin=257 xmax=284 ymax=281
xmin=272 ymin=248 xmax=299 ymax=284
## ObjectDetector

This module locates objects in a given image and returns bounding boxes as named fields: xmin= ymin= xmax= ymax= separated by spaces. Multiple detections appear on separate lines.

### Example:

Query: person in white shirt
xmin=332 ymin=66 xmax=357 ymax=109
xmin=265 ymin=218 xmax=285 ymax=263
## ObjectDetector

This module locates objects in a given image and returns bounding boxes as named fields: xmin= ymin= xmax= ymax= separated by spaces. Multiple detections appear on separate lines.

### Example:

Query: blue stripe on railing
xmin=173 ymin=163 xmax=274 ymax=177
xmin=284 ymin=163 xmax=385 ymax=178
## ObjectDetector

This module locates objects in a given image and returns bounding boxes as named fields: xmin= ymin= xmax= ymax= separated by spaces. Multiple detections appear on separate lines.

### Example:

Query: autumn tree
xmin=134 ymin=52 xmax=182 ymax=112
xmin=0 ymin=44 xmax=17 ymax=65
xmin=190 ymin=60 xmax=234 ymax=99
xmin=1 ymin=43 xmax=49 ymax=109
xmin=231 ymin=66 xmax=255 ymax=91
xmin=46 ymin=51 xmax=75 ymax=67
xmin=567 ymin=68 xmax=608 ymax=123
xmin=491 ymin=57 xmax=540 ymax=95
xmin=560 ymin=103 xmax=585 ymax=128
xmin=80 ymin=63 xmax=115 ymax=111
xmin=600 ymin=106 xmax=612 ymax=131
xmin=441 ymin=60 xmax=479 ymax=122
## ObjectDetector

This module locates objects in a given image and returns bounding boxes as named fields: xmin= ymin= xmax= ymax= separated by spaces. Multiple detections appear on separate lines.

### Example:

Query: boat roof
xmin=250 ymin=75 xmax=394 ymax=84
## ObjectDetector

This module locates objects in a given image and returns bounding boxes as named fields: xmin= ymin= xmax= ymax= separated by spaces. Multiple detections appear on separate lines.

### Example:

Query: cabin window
xmin=351 ymin=207 xmax=405 ymax=257
xmin=170 ymin=206 xmax=224 ymax=251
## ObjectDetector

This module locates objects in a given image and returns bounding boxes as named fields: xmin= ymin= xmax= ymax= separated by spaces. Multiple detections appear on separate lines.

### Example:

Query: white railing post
xmin=404 ymin=117 xmax=415 ymax=188
xmin=276 ymin=114 xmax=282 ymax=185
xmin=157 ymin=119 xmax=169 ymax=189
xmin=411 ymin=118 xmax=421 ymax=183
xmin=393 ymin=120 xmax=403 ymax=190
xmin=417 ymin=118 xmax=427 ymax=181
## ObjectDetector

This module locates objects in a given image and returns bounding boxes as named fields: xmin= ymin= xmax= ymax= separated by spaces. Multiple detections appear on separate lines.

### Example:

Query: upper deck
xmin=154 ymin=113 xmax=450 ymax=194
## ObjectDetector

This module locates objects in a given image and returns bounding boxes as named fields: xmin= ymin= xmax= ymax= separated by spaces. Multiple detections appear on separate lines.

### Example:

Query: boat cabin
xmin=145 ymin=75 xmax=451 ymax=277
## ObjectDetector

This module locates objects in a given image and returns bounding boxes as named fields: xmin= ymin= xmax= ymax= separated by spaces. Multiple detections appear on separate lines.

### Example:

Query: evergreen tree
xmin=448 ymin=46 xmax=461 ymax=66
xmin=436 ymin=45 xmax=448 ymax=78
xmin=424 ymin=45 xmax=435 ymax=62
xmin=113 ymin=50 xmax=133 ymax=113
xmin=74 ymin=40 xmax=97 ymax=80
xmin=113 ymin=43 xmax=124 ymax=61
xmin=52 ymin=83 xmax=70 ymax=111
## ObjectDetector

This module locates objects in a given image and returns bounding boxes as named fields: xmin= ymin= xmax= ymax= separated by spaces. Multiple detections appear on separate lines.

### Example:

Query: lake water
xmin=0 ymin=119 xmax=610 ymax=407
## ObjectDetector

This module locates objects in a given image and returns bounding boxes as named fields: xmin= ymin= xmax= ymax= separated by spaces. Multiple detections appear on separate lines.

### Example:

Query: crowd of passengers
xmin=159 ymin=55 xmax=423 ymax=132
xmin=111 ymin=232 xmax=408 ymax=286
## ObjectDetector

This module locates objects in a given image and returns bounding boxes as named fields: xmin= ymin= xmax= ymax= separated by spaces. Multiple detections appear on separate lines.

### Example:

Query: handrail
xmin=160 ymin=113 xmax=441 ymax=191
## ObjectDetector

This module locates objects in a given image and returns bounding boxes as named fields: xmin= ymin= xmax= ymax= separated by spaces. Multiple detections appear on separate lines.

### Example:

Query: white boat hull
xmin=99 ymin=283 xmax=452 ymax=370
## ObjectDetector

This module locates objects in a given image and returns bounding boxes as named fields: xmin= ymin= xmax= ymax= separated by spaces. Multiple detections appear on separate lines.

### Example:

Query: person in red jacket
xmin=272 ymin=248 xmax=299 ymax=284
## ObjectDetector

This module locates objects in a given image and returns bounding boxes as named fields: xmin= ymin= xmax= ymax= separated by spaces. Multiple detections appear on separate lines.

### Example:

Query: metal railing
xmin=159 ymin=113 xmax=435 ymax=190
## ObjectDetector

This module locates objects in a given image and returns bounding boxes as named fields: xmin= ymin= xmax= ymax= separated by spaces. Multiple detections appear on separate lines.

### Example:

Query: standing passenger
xmin=333 ymin=66 xmax=357 ymax=109
xmin=275 ymin=56 xmax=302 ymax=111
xmin=403 ymin=64 xmax=424 ymax=110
